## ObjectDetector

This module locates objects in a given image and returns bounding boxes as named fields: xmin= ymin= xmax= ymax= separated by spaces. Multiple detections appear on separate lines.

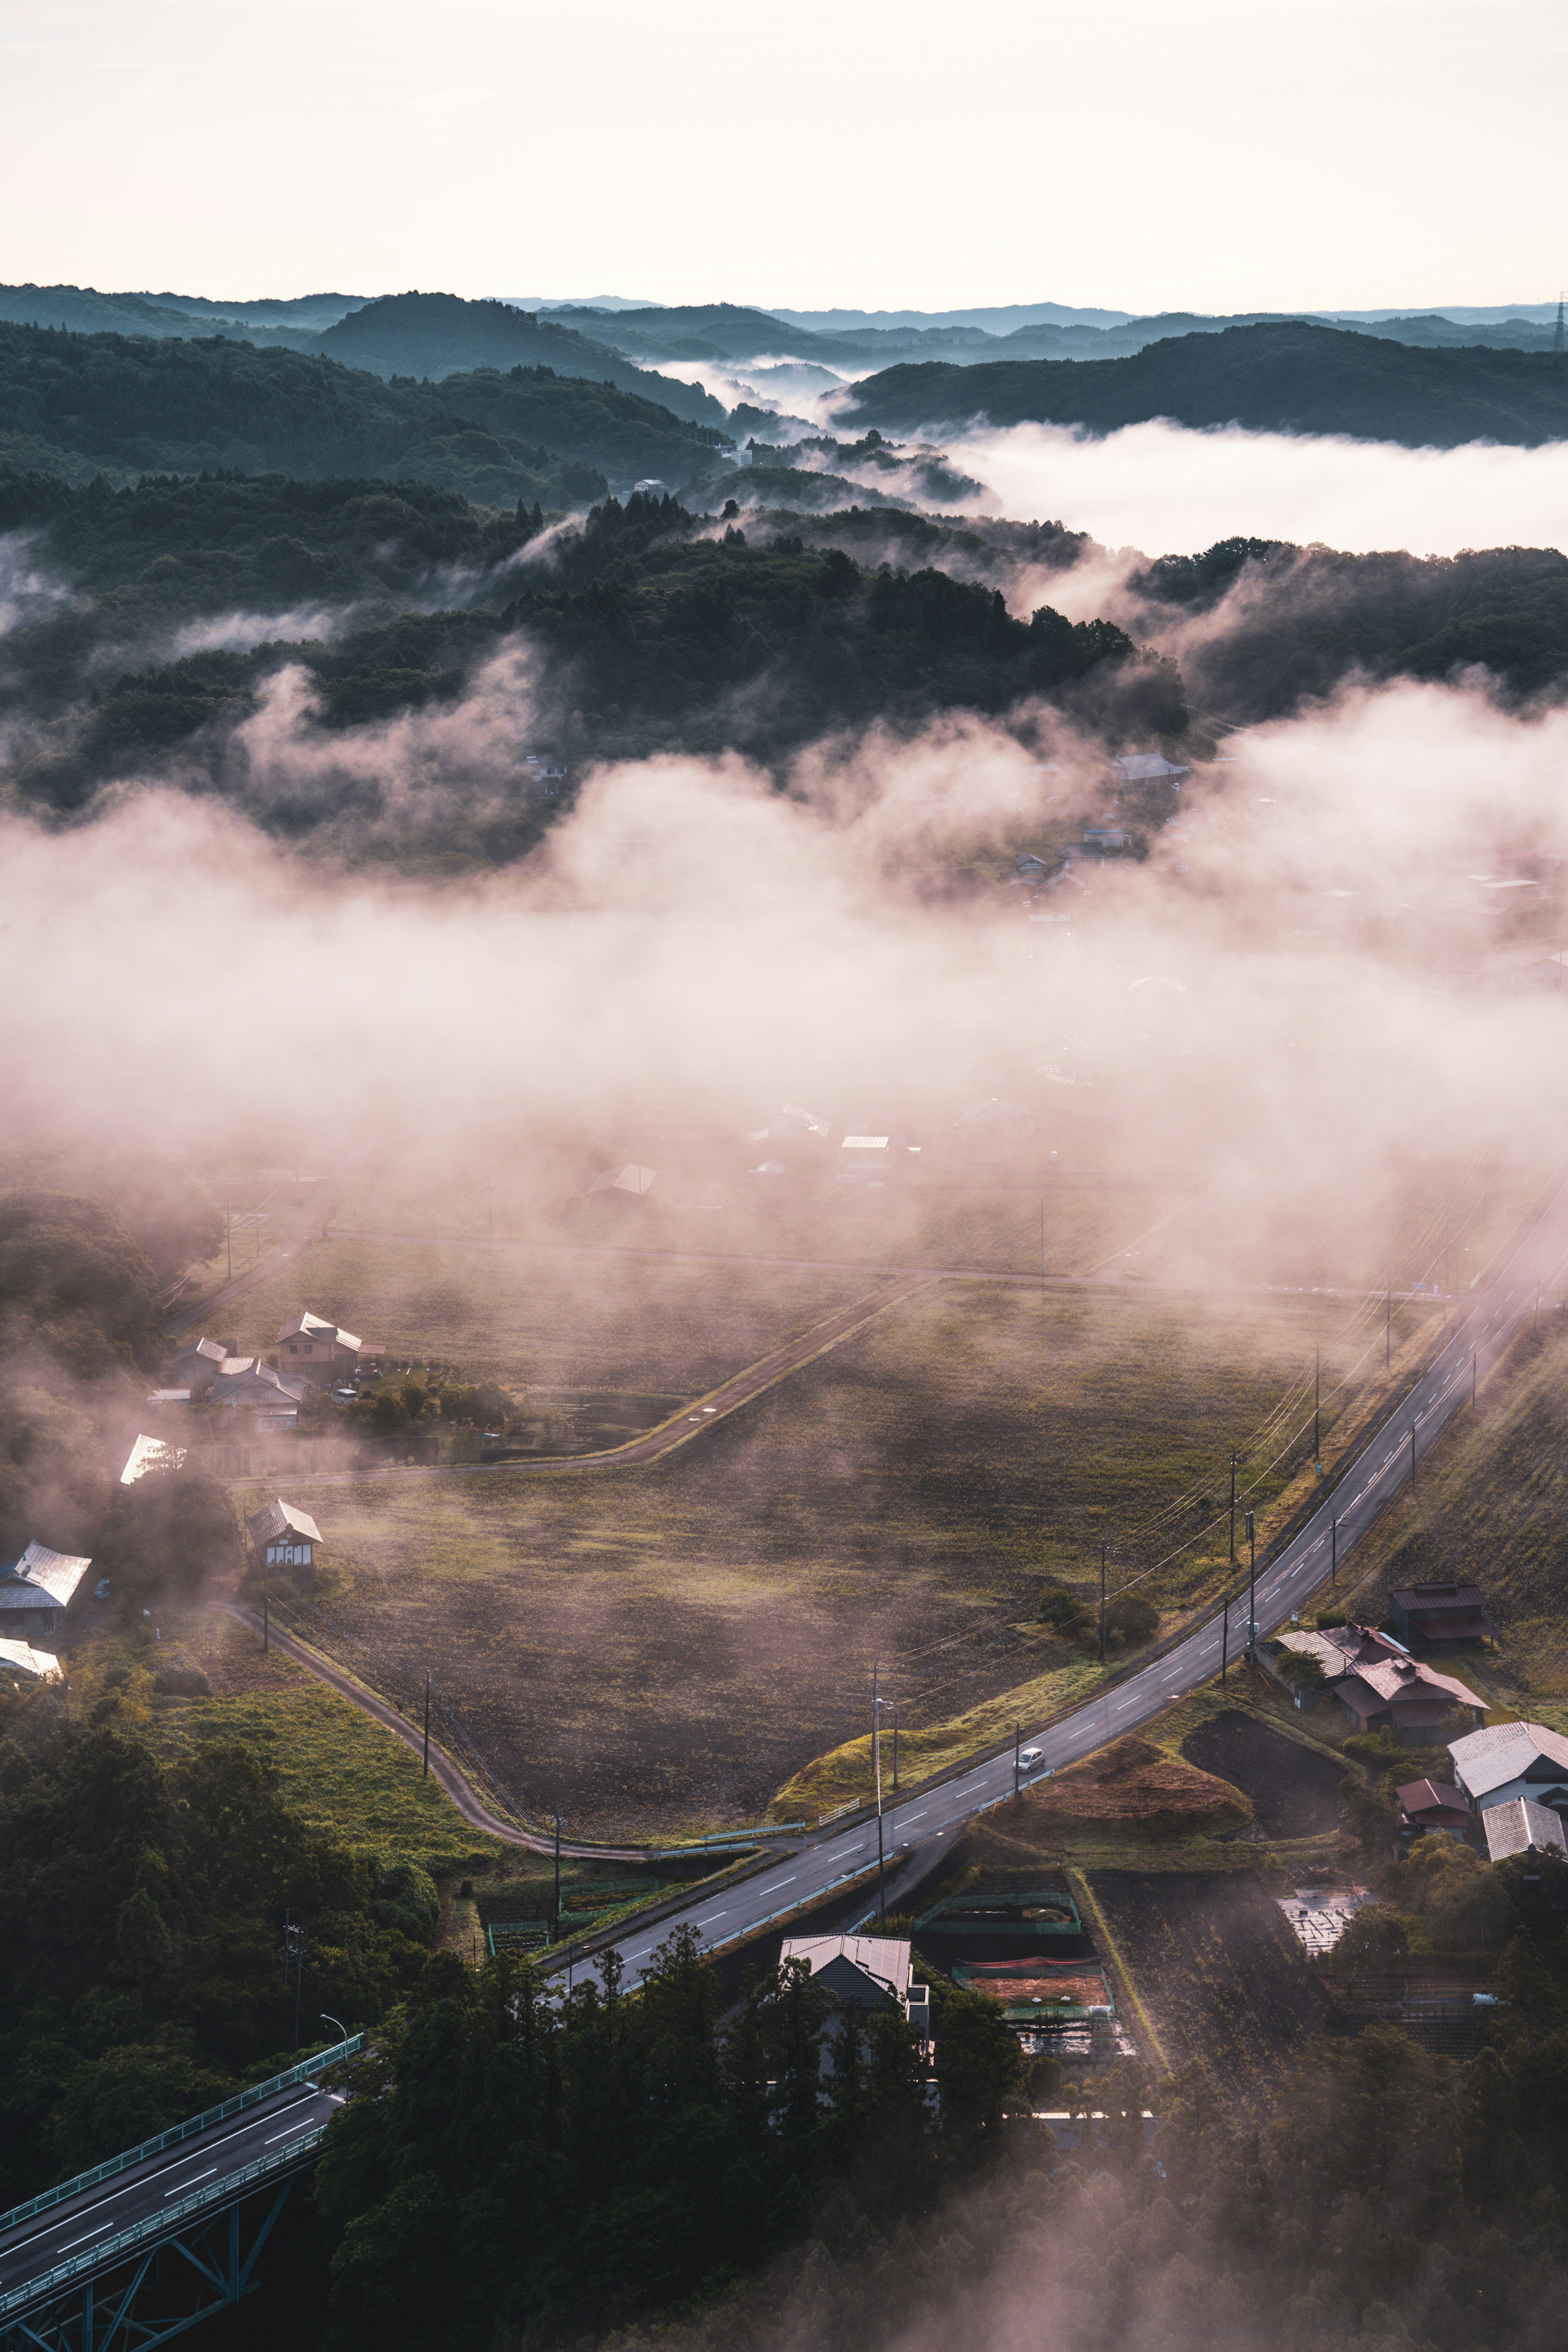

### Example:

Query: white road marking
xmin=165 ymin=2167 xmax=217 ymax=2195
xmin=58 ymin=2223 xmax=114 ymax=2251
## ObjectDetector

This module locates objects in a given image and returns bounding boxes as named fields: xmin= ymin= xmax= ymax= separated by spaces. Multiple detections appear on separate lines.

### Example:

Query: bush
xmin=152 ymin=1666 xmax=211 ymax=1698
xmin=1331 ymin=1902 xmax=1412 ymax=1973
xmin=369 ymin=1855 xmax=440 ymax=1944
xmin=1276 ymin=1650 xmax=1327 ymax=1688
xmin=1104 ymin=1592 xmax=1159 ymax=1650
xmin=1038 ymin=1584 xmax=1095 ymax=1642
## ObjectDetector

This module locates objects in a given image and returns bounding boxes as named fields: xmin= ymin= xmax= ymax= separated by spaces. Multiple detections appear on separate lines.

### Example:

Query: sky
xmin=4 ymin=0 xmax=1564 ymax=314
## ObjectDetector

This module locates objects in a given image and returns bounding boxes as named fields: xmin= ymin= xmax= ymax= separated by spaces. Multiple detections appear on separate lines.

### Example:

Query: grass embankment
xmin=256 ymin=1281 xmax=1374 ymax=1838
xmin=136 ymin=1613 xmax=507 ymax=1873
xmin=1328 ymin=1309 xmax=1568 ymax=1733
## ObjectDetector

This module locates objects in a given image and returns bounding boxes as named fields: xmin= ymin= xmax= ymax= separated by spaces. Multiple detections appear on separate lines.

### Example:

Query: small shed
xmin=245 ymin=1499 xmax=323 ymax=1576
xmin=588 ymin=1165 xmax=657 ymax=1202
xmin=1389 ymin=1581 xmax=1497 ymax=1647
xmin=0 ymin=1637 xmax=62 ymax=1686
xmin=1396 ymin=1778 xmax=1471 ymax=1842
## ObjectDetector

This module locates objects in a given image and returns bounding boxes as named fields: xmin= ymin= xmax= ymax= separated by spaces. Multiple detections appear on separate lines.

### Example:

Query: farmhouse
xmin=1448 ymin=1721 xmax=1568 ymax=1815
xmin=245 ymin=1498 xmax=323 ymax=1575
xmin=278 ymin=1313 xmax=373 ymax=1387
xmin=779 ymin=1934 xmax=931 ymax=2058
xmin=1482 ymin=1797 xmax=1568 ymax=1863
xmin=0 ymin=1541 xmax=93 ymax=1643
xmin=168 ymin=1336 xmax=229 ymax=1395
xmin=588 ymin=1165 xmax=657 ymax=1203
xmin=1112 ymin=752 xmax=1189 ymax=787
xmin=1388 ymin=1581 xmax=1497 ymax=1647
xmin=1270 ymin=1623 xmax=1485 ymax=1740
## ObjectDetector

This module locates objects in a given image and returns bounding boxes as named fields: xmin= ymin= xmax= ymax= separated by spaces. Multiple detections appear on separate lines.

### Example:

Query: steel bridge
xmin=0 ymin=2039 xmax=363 ymax=2352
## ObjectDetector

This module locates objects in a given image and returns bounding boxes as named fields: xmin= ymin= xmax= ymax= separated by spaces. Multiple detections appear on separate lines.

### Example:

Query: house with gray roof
xmin=0 ymin=1541 xmax=93 ymax=1644
xmin=1482 ymin=1797 xmax=1568 ymax=1864
xmin=245 ymin=1499 xmax=323 ymax=1575
xmin=1448 ymin=1721 xmax=1568 ymax=1814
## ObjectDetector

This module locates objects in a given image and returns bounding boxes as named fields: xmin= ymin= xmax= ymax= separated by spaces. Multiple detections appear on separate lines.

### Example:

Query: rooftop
xmin=0 ymin=1541 xmax=94 ymax=1608
xmin=780 ymin=1934 xmax=911 ymax=2001
xmin=0 ymin=1638 xmax=62 ymax=1684
xmin=1483 ymin=1798 xmax=1568 ymax=1863
xmin=1396 ymin=1778 xmax=1471 ymax=1822
xmin=246 ymin=1498 xmax=323 ymax=1547
xmin=120 ymin=1434 xmax=187 ymax=1486
xmin=1449 ymin=1720 xmax=1568 ymax=1797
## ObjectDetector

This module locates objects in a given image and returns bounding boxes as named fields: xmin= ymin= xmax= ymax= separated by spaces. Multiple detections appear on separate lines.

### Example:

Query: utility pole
xmin=1099 ymin=1542 xmax=1108 ymax=1666
xmin=553 ymin=1814 xmax=564 ymax=1942
xmin=1228 ymin=1449 xmax=1239 ymax=1563
xmin=285 ymin=1918 xmax=305 ymax=2047
xmin=1330 ymin=1515 xmax=1337 ymax=1590
xmin=226 ymin=1194 xmax=232 ymax=1282
xmin=873 ymin=1662 xmax=885 ymax=1928
xmin=1246 ymin=1510 xmax=1256 ymax=1668
xmin=263 ymin=1586 xmax=269 ymax=1651
xmin=423 ymin=1675 xmax=430 ymax=1777
xmin=1410 ymin=1424 xmax=1417 ymax=1491
xmin=891 ymin=1706 xmax=899 ymax=1794
xmin=1013 ymin=1718 xmax=1021 ymax=1801
xmin=1314 ymin=1347 xmax=1321 ymax=1467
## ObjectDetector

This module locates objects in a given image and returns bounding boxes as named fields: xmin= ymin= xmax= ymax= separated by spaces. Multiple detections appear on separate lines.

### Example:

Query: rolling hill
xmin=844 ymin=321 xmax=1568 ymax=448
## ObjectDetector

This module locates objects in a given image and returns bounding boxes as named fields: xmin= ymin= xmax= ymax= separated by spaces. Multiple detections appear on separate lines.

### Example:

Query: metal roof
xmin=781 ymin=1934 xmax=911 ymax=2000
xmin=1483 ymin=1798 xmax=1568 ymax=1862
xmin=3 ymin=1541 xmax=93 ymax=1607
xmin=278 ymin=1312 xmax=363 ymax=1351
xmin=1396 ymin=1779 xmax=1470 ymax=1821
xmin=245 ymin=1499 xmax=323 ymax=1547
xmin=1449 ymin=1720 xmax=1568 ymax=1797
xmin=119 ymin=1434 xmax=188 ymax=1486
xmin=0 ymin=1638 xmax=62 ymax=1683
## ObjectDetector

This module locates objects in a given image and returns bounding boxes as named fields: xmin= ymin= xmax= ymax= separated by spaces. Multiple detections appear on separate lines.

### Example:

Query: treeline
xmin=0 ymin=322 xmax=728 ymax=497
xmin=1133 ymin=535 xmax=1568 ymax=718
xmin=0 ymin=1678 xmax=436 ymax=2203
xmin=10 ymin=493 xmax=1185 ymax=830
xmin=846 ymin=320 xmax=1568 ymax=449
xmin=311 ymin=1928 xmax=1021 ymax=2349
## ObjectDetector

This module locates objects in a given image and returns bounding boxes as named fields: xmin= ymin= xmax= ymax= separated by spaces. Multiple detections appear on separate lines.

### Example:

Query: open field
xmin=249 ymin=1280 xmax=1410 ymax=1837
xmin=1087 ymin=1868 xmax=1339 ymax=2097
xmin=202 ymin=1234 xmax=874 ymax=1393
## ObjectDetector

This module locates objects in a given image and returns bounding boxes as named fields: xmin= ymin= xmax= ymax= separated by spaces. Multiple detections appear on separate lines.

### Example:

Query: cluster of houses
xmin=1400 ymin=1721 xmax=1568 ymax=1866
xmin=157 ymin=1314 xmax=384 ymax=1434
xmin=1267 ymin=1582 xmax=1496 ymax=1738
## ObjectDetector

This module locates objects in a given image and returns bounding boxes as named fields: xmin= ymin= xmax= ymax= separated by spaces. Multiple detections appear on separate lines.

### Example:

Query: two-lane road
xmin=0 ymin=2083 xmax=343 ymax=2304
xmin=574 ymin=1180 xmax=1568 ymax=1992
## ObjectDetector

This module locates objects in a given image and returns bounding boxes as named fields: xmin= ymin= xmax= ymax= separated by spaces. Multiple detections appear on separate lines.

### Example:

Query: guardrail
xmin=0 ymin=2132 xmax=328 ymax=2323
xmin=0 ymin=2037 xmax=363 ymax=2239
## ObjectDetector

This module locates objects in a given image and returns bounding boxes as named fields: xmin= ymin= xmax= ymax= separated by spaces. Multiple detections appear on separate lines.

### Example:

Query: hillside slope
xmin=0 ymin=323 xmax=730 ymax=494
xmin=316 ymin=293 xmax=729 ymax=429
xmin=845 ymin=321 xmax=1568 ymax=448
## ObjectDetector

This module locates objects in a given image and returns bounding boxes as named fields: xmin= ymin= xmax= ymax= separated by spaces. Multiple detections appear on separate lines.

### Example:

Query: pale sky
xmin=4 ymin=0 xmax=1564 ymax=314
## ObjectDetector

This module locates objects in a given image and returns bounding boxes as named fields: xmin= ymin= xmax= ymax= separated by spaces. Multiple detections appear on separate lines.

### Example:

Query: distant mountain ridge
xmin=843 ymin=322 xmax=1568 ymax=449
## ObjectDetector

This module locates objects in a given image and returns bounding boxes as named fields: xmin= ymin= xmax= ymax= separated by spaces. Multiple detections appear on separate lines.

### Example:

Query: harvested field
xmin=1089 ymin=1869 xmax=1338 ymax=2094
xmin=207 ymin=1235 xmax=872 ymax=1395
xmin=994 ymin=1736 xmax=1250 ymax=1842
xmin=259 ymin=1283 xmax=1369 ymax=1837
xmin=1180 ymin=1710 xmax=1344 ymax=1840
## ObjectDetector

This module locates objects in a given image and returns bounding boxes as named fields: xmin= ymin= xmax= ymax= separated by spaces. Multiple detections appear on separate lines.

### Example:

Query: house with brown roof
xmin=1389 ymin=1582 xmax=1497 ymax=1648
xmin=1396 ymin=1778 xmax=1472 ymax=1843
xmin=1271 ymin=1622 xmax=1485 ymax=1741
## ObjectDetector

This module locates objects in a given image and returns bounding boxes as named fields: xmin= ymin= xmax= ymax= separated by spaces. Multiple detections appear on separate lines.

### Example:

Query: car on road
xmin=1018 ymin=1746 xmax=1044 ymax=1769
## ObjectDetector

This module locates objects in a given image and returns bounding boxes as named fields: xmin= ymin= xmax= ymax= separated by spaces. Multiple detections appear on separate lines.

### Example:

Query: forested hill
xmin=845 ymin=321 xmax=1568 ymax=447
xmin=0 ymin=323 xmax=731 ymax=497
xmin=315 ymin=292 xmax=729 ymax=429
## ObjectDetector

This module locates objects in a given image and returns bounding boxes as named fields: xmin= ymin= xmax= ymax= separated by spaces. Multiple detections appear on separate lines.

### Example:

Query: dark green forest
xmin=846 ymin=321 xmax=1568 ymax=448
xmin=1134 ymin=535 xmax=1568 ymax=719
xmin=0 ymin=323 xmax=729 ymax=495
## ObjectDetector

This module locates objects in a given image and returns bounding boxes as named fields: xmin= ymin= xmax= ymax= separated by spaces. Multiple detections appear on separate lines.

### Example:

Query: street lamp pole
xmin=1099 ymin=1542 xmax=1107 ymax=1666
xmin=1246 ymin=1510 xmax=1256 ymax=1668
xmin=1229 ymin=1449 xmax=1239 ymax=1564
xmin=873 ymin=1661 xmax=885 ymax=1928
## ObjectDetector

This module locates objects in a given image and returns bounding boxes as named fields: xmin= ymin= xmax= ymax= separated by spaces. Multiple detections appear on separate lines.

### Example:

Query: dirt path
xmin=253 ymin=1270 xmax=937 ymax=1488
xmin=209 ymin=1601 xmax=646 ymax=1860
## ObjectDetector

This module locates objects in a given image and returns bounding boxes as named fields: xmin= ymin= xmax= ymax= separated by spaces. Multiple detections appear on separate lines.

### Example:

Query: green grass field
xmin=247 ymin=1278 xmax=1405 ymax=1839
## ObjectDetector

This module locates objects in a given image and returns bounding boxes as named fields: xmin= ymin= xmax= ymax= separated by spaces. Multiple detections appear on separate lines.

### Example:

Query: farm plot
xmin=264 ymin=1283 xmax=1361 ymax=1840
xmin=1180 ymin=1711 xmax=1344 ymax=1841
xmin=210 ymin=1236 xmax=873 ymax=1394
xmin=1088 ymin=1869 xmax=1338 ymax=2097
